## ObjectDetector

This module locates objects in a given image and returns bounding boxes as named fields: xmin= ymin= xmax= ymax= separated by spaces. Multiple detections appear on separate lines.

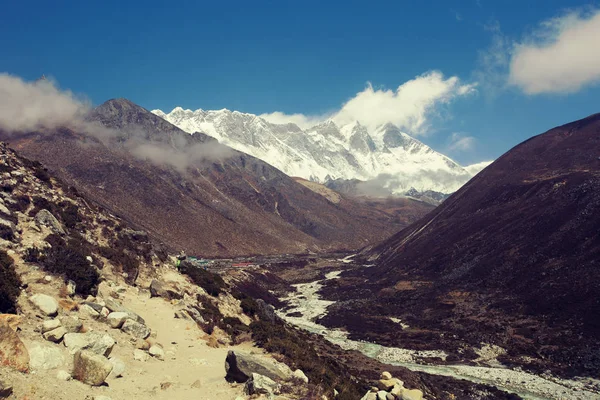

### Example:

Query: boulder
xmin=244 ymin=373 xmax=281 ymax=396
xmin=381 ymin=371 xmax=393 ymax=380
xmin=256 ymin=299 xmax=277 ymax=323
xmin=0 ymin=314 xmax=22 ymax=331
xmin=66 ymin=280 xmax=76 ymax=296
xmin=149 ymin=345 xmax=164 ymax=360
xmin=386 ymin=393 xmax=395 ymax=400
xmin=0 ymin=324 xmax=29 ymax=372
xmin=59 ymin=316 xmax=83 ymax=333
xmin=378 ymin=378 xmax=401 ymax=391
xmin=34 ymin=209 xmax=65 ymax=235
xmin=72 ymin=350 xmax=113 ymax=386
xmin=104 ymin=298 xmax=145 ymax=324
xmin=30 ymin=294 xmax=58 ymax=316
xmin=43 ymin=326 xmax=67 ymax=342
xmin=63 ymin=332 xmax=115 ymax=356
xmin=42 ymin=319 xmax=61 ymax=333
xmin=150 ymin=279 xmax=183 ymax=300
xmin=377 ymin=391 xmax=388 ymax=400
xmin=109 ymin=356 xmax=125 ymax=378
xmin=225 ymin=350 xmax=293 ymax=383
xmin=293 ymin=368 xmax=309 ymax=383
xmin=133 ymin=349 xmax=149 ymax=362
xmin=401 ymin=389 xmax=424 ymax=400
xmin=82 ymin=302 xmax=104 ymax=314
xmin=121 ymin=319 xmax=150 ymax=339
xmin=29 ymin=342 xmax=64 ymax=370
xmin=390 ymin=385 xmax=404 ymax=396
xmin=106 ymin=312 xmax=128 ymax=328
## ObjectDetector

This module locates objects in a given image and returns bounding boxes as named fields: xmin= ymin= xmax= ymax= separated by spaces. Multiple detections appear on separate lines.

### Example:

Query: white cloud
xmin=259 ymin=111 xmax=326 ymax=130
xmin=332 ymin=72 xmax=476 ymax=134
xmin=473 ymin=20 xmax=511 ymax=98
xmin=0 ymin=73 xmax=89 ymax=132
xmin=448 ymin=132 xmax=476 ymax=152
xmin=259 ymin=71 xmax=475 ymax=135
xmin=509 ymin=9 xmax=600 ymax=94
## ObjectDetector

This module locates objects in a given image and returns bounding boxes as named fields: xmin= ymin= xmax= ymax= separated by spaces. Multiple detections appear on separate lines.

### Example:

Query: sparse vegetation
xmin=41 ymin=234 xmax=99 ymax=296
xmin=180 ymin=263 xmax=226 ymax=297
xmin=0 ymin=250 xmax=21 ymax=313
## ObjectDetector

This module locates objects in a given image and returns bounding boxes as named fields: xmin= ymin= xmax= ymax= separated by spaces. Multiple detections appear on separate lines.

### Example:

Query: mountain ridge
xmin=153 ymin=106 xmax=492 ymax=194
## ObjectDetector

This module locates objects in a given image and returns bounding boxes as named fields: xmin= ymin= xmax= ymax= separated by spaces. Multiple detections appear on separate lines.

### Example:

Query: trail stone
xmin=121 ymin=319 xmax=150 ymax=339
xmin=386 ymin=393 xmax=395 ymax=400
xmin=106 ymin=312 xmax=128 ymax=328
xmin=42 ymin=319 xmax=61 ymax=333
xmin=401 ymin=389 xmax=424 ymax=400
xmin=79 ymin=304 xmax=100 ymax=319
xmin=56 ymin=370 xmax=72 ymax=381
xmin=59 ymin=316 xmax=83 ymax=333
xmin=73 ymin=350 xmax=113 ymax=386
xmin=378 ymin=378 xmax=398 ymax=391
xmin=0 ymin=324 xmax=29 ymax=372
xmin=149 ymin=345 xmax=164 ymax=360
xmin=63 ymin=332 xmax=115 ymax=356
xmin=35 ymin=209 xmax=65 ymax=235
xmin=191 ymin=379 xmax=202 ymax=388
xmin=29 ymin=342 xmax=64 ymax=370
xmin=43 ymin=326 xmax=67 ymax=342
xmin=293 ymin=368 xmax=309 ymax=383
xmin=377 ymin=391 xmax=388 ymax=400
xmin=360 ymin=392 xmax=377 ymax=400
xmin=0 ymin=380 xmax=12 ymax=398
xmin=150 ymin=279 xmax=183 ymax=300
xmin=82 ymin=302 xmax=103 ymax=314
xmin=109 ymin=356 xmax=125 ymax=378
xmin=30 ymin=294 xmax=58 ymax=316
xmin=104 ymin=298 xmax=145 ymax=324
xmin=133 ymin=349 xmax=149 ymax=362
xmin=391 ymin=385 xmax=404 ymax=396
xmin=0 ymin=314 xmax=22 ymax=331
xmin=225 ymin=350 xmax=293 ymax=383
xmin=244 ymin=373 xmax=281 ymax=396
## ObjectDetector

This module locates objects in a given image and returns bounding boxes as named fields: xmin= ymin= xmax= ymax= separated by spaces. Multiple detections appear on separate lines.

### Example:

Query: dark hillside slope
xmin=321 ymin=113 xmax=600 ymax=376
xmin=2 ymin=99 xmax=417 ymax=256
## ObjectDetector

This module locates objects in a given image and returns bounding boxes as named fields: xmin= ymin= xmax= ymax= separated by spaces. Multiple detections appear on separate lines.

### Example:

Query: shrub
xmin=98 ymin=246 xmax=139 ymax=284
xmin=42 ymin=235 xmax=99 ymax=296
xmin=180 ymin=263 xmax=226 ymax=297
xmin=24 ymin=247 xmax=44 ymax=263
xmin=11 ymin=195 xmax=31 ymax=213
xmin=57 ymin=201 xmax=81 ymax=229
xmin=0 ymin=250 xmax=21 ymax=313
xmin=232 ymin=289 xmax=259 ymax=316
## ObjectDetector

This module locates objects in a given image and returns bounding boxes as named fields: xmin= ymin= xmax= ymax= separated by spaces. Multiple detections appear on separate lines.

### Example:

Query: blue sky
xmin=2 ymin=0 xmax=600 ymax=165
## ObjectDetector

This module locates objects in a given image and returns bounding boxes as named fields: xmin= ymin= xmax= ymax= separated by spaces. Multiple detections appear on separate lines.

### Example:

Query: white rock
xmin=30 ymin=294 xmax=58 ymax=316
xmin=72 ymin=350 xmax=113 ymax=386
xmin=149 ymin=345 xmax=164 ymax=360
xmin=293 ymin=368 xmax=309 ymax=383
xmin=79 ymin=304 xmax=100 ymax=319
xmin=381 ymin=371 xmax=393 ymax=380
xmin=109 ymin=356 xmax=125 ymax=378
xmin=66 ymin=280 xmax=76 ymax=296
xmin=29 ymin=343 xmax=65 ymax=370
xmin=133 ymin=349 xmax=149 ymax=362
xmin=56 ymin=370 xmax=71 ymax=381
xmin=106 ymin=312 xmax=128 ymax=328
xmin=99 ymin=307 xmax=110 ymax=319
xmin=43 ymin=327 xmax=67 ymax=342
xmin=377 ymin=391 xmax=388 ymax=400
xmin=42 ymin=319 xmax=61 ymax=333
xmin=63 ymin=332 xmax=115 ymax=356
xmin=121 ymin=319 xmax=150 ymax=339
xmin=44 ymin=275 xmax=52 ymax=282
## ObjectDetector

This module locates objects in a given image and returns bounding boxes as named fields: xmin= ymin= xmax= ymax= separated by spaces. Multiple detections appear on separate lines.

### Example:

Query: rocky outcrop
xmin=149 ymin=279 xmax=182 ymax=300
xmin=104 ymin=298 xmax=145 ymax=324
xmin=34 ymin=209 xmax=65 ymax=235
xmin=121 ymin=319 xmax=150 ymax=339
xmin=244 ymin=373 xmax=281 ymax=396
xmin=63 ymin=332 xmax=115 ymax=356
xmin=360 ymin=372 xmax=423 ymax=400
xmin=225 ymin=350 xmax=293 ymax=383
xmin=0 ymin=324 xmax=29 ymax=372
xmin=72 ymin=350 xmax=113 ymax=386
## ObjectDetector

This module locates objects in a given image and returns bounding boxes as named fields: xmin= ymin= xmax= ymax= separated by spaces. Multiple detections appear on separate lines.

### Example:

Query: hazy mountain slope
xmin=153 ymin=107 xmax=487 ymax=194
xmin=319 ymin=112 xmax=600 ymax=377
xmin=2 ymin=99 xmax=416 ymax=256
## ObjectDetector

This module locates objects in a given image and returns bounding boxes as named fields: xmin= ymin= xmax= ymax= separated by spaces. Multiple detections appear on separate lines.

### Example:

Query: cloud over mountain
xmin=260 ymin=71 xmax=476 ymax=134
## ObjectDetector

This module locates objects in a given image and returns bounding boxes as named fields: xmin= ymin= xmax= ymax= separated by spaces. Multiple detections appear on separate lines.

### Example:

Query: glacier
xmin=152 ymin=107 xmax=491 ymax=194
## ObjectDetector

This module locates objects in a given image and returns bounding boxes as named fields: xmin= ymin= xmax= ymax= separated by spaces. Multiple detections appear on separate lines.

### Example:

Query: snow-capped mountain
xmin=152 ymin=107 xmax=487 ymax=194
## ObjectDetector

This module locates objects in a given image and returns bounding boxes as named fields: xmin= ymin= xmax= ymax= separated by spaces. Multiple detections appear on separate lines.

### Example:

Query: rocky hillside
xmin=2 ymin=99 xmax=425 ymax=257
xmin=0 ymin=141 xmax=520 ymax=400
xmin=318 ymin=112 xmax=600 ymax=378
